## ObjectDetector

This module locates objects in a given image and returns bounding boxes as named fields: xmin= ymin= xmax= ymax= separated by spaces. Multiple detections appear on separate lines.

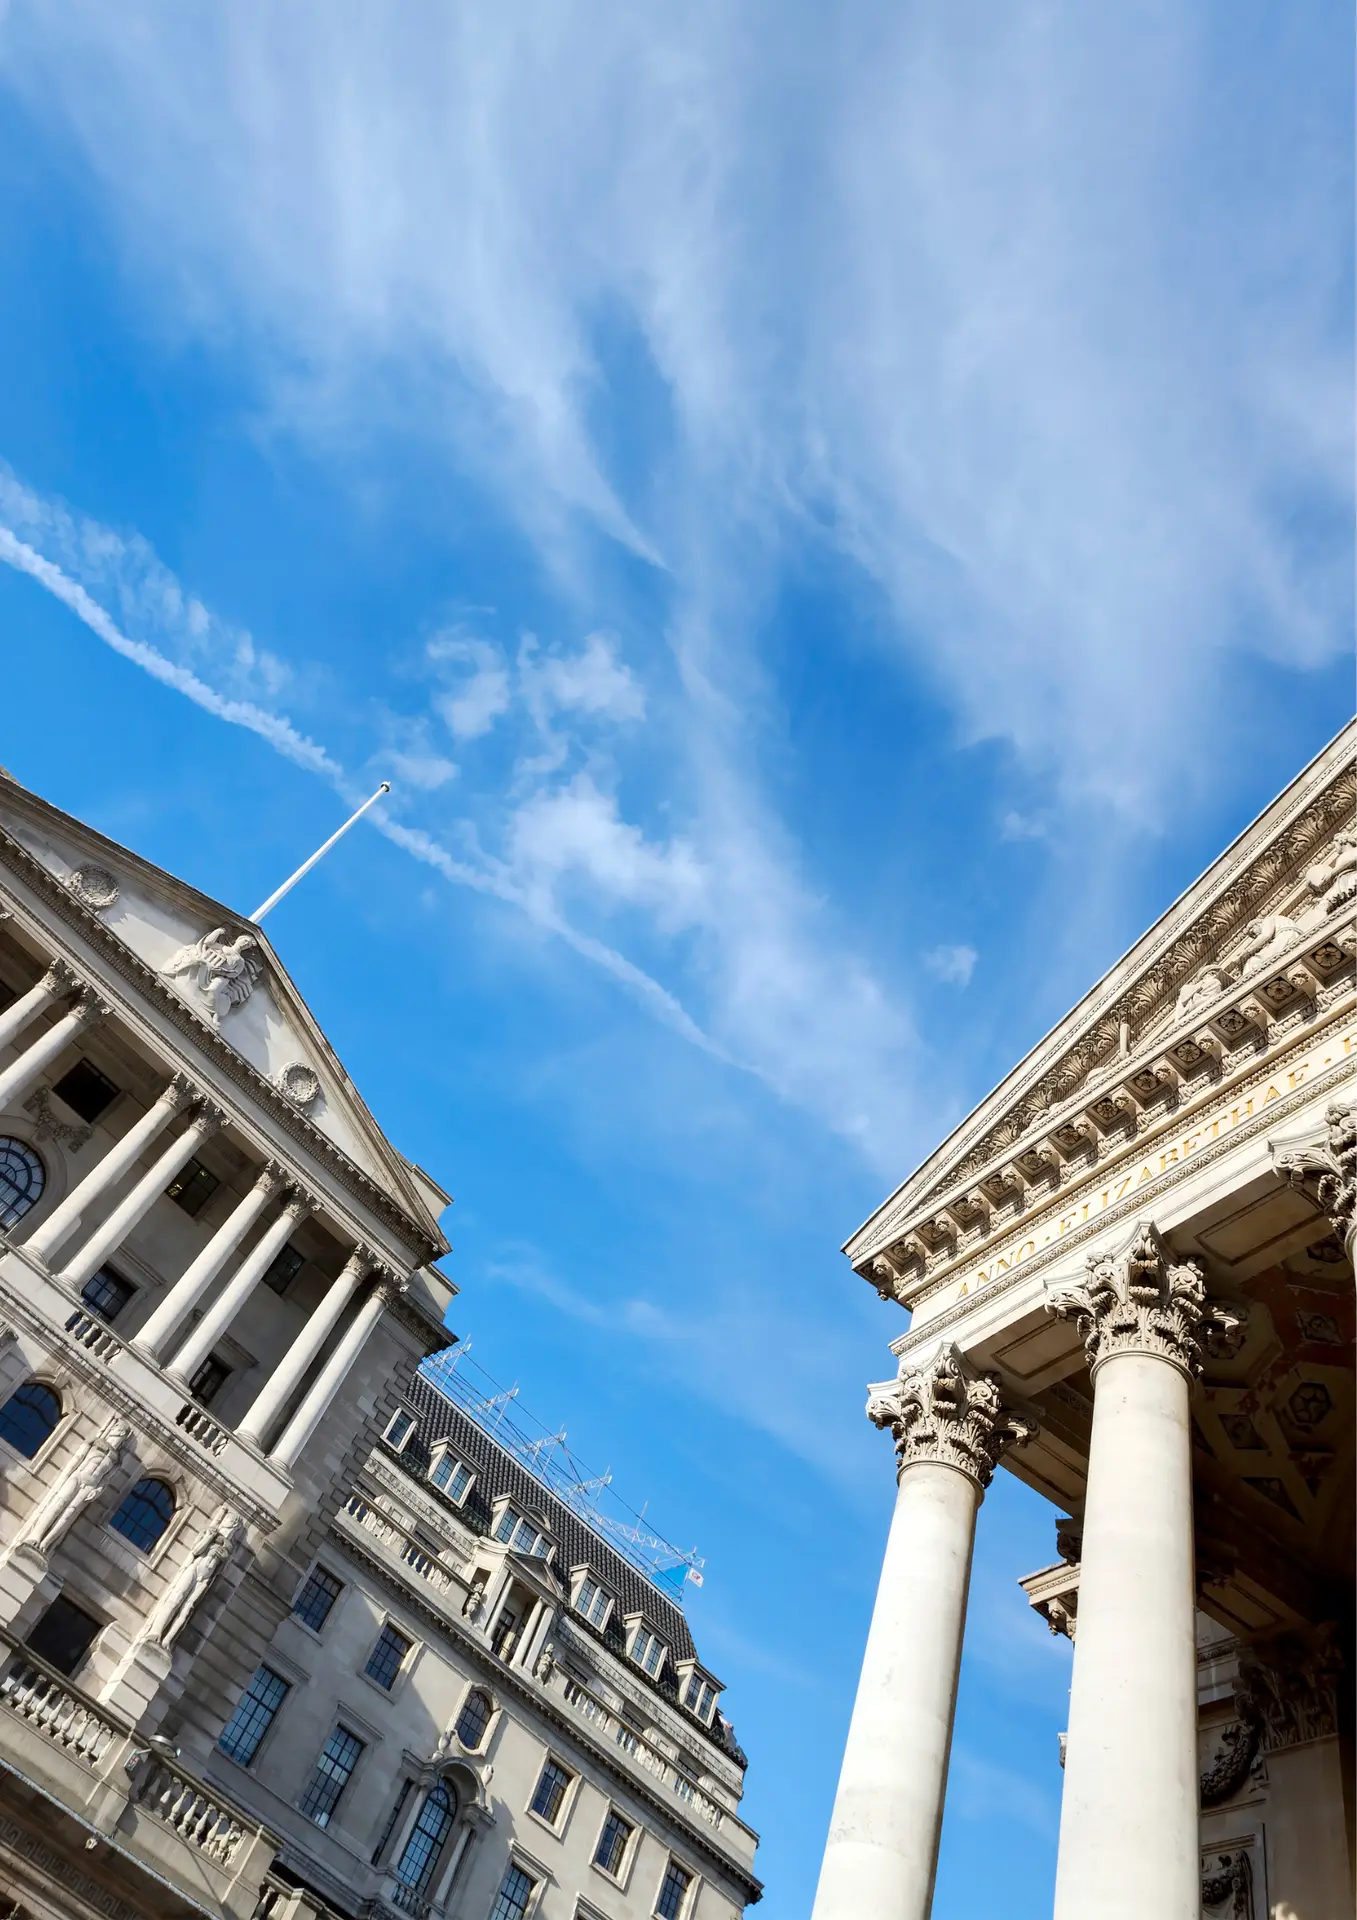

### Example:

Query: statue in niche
xmin=143 ymin=1509 xmax=244 ymax=1648
xmin=161 ymin=928 xmax=263 ymax=1024
xmin=13 ymin=1421 xmax=133 ymax=1558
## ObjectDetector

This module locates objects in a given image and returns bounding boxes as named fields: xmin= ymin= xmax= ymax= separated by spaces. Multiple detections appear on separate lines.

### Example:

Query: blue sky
xmin=0 ymin=5 xmax=1351 ymax=1913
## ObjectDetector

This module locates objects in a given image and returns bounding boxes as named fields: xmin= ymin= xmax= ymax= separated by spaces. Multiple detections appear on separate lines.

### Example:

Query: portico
xmin=814 ymin=726 xmax=1356 ymax=1920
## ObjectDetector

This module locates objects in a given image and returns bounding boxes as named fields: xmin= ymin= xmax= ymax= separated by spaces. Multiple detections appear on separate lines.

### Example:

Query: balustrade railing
xmin=64 ymin=1307 xmax=122 ymax=1363
xmin=175 ymin=1400 xmax=228 ymax=1455
xmin=561 ymin=1676 xmax=725 ymax=1829
xmin=342 ymin=1496 xmax=455 ymax=1594
xmin=133 ymin=1753 xmax=247 ymax=1864
xmin=0 ymin=1652 xmax=118 ymax=1763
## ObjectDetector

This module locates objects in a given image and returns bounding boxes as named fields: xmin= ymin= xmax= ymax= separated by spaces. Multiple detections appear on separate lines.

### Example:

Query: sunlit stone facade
xmin=813 ymin=725 xmax=1356 ymax=1920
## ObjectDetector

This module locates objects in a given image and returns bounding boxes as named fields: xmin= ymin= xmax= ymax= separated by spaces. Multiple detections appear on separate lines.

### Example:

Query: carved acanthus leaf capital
xmin=1273 ymin=1101 xmax=1356 ymax=1251
xmin=867 ymin=1343 xmax=1036 ymax=1491
xmin=1045 ymin=1222 xmax=1238 ymax=1379
xmin=38 ymin=957 xmax=81 ymax=999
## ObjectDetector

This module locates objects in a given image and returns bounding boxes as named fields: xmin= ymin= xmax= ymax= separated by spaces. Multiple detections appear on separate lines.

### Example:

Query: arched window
xmin=109 ymin=1478 xmax=175 ymax=1553
xmin=394 ymin=1780 xmax=457 ymax=1893
xmin=0 ymin=1381 xmax=61 ymax=1458
xmin=0 ymin=1138 xmax=45 ymax=1230
xmin=454 ymin=1688 xmax=492 ymax=1751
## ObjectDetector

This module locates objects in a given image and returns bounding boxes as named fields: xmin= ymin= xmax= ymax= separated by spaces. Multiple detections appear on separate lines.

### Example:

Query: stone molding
xmin=866 ymin=1342 xmax=1036 ymax=1491
xmin=1045 ymin=1221 xmax=1241 ymax=1381
xmin=22 ymin=1088 xmax=92 ymax=1153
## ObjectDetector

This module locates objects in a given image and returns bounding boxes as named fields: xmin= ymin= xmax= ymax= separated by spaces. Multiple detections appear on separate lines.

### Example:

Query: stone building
xmin=0 ymin=770 xmax=759 ymax=1920
xmin=812 ymin=724 xmax=1355 ymax=1920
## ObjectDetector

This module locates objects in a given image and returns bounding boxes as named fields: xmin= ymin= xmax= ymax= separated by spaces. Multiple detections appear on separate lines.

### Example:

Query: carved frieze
xmin=866 ymin=1343 xmax=1035 ymax=1490
xmin=63 ymin=863 xmax=119 ymax=913
xmin=22 ymin=1088 xmax=92 ymax=1152
xmin=271 ymin=1061 xmax=321 ymax=1111
xmin=1045 ymin=1222 xmax=1242 ymax=1380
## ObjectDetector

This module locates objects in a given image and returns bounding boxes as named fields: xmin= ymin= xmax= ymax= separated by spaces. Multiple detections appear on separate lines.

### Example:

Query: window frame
xmin=383 ymin=1408 xmax=417 ymax=1453
xmin=590 ymin=1804 xmax=636 ymax=1886
xmin=0 ymin=1379 xmax=63 ymax=1462
xmin=164 ymin=1156 xmax=220 ymax=1219
xmin=297 ymin=1722 xmax=367 ymax=1829
xmin=489 ymin=1855 xmax=545 ymax=1920
xmin=50 ymin=1057 xmax=119 ymax=1124
xmin=78 ymin=1266 xmax=136 ymax=1326
xmin=452 ymin=1684 xmax=495 ymax=1753
xmin=393 ymin=1777 xmax=457 ymax=1895
xmin=571 ymin=1570 xmax=615 ymax=1632
xmin=427 ymin=1443 xmax=475 ymax=1506
xmin=106 ymin=1477 xmax=177 ymax=1556
xmin=0 ymin=1136 xmax=46 ymax=1231
xmin=678 ymin=1662 xmax=721 ymax=1725
xmin=526 ymin=1753 xmax=576 ymax=1833
xmin=653 ymin=1858 xmax=697 ymax=1920
xmin=626 ymin=1618 xmax=668 ymax=1680
xmin=291 ymin=1564 xmax=344 ymax=1638
xmin=217 ymin=1664 xmax=291 ymax=1771
xmin=363 ymin=1619 xmax=415 ymax=1694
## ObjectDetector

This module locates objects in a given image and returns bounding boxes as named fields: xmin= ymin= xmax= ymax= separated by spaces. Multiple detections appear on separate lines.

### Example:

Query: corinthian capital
xmin=1273 ymin=1101 xmax=1356 ymax=1253
xmin=867 ymin=1343 xmax=1035 ymax=1491
xmin=1046 ymin=1221 xmax=1240 ymax=1379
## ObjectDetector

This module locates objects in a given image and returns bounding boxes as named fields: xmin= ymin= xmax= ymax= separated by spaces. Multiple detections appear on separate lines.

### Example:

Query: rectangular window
xmin=298 ymin=1725 xmax=364 ymax=1827
xmin=385 ymin=1410 xmax=416 ymax=1451
xmin=26 ymin=1595 xmax=101 ymax=1676
xmin=631 ymin=1628 xmax=665 ymax=1678
xmin=683 ymin=1674 xmax=717 ymax=1721
xmin=491 ymin=1605 xmax=521 ymax=1662
xmin=575 ymin=1577 xmax=611 ymax=1627
xmin=365 ymin=1623 xmax=412 ymax=1690
xmin=79 ymin=1267 xmax=135 ymax=1325
xmin=166 ymin=1157 xmax=219 ymax=1218
xmin=490 ymin=1865 xmax=536 ymax=1920
xmin=292 ymin=1566 xmax=343 ymax=1633
xmin=511 ymin=1517 xmax=541 ymax=1556
xmin=371 ymin=1778 xmax=413 ymax=1865
xmin=51 ymin=1058 xmax=119 ymax=1122
xmin=655 ymin=1863 xmax=692 ymax=1920
xmin=594 ymin=1809 xmax=632 ymax=1878
xmin=218 ymin=1666 xmax=289 ymax=1767
xmin=494 ymin=1505 xmax=518 ymax=1544
xmin=429 ymin=1452 xmax=473 ymax=1502
xmin=262 ymin=1244 xmax=305 ymax=1296
xmin=188 ymin=1355 xmax=230 ymax=1407
xmin=530 ymin=1757 xmax=572 ymax=1825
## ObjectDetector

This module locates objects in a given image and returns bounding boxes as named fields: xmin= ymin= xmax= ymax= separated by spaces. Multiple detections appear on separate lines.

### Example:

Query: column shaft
xmin=270 ymin=1280 xmax=394 ymax=1467
xmin=26 ymin=1078 xmax=190 ymax=1262
xmin=235 ymin=1247 xmax=370 ymax=1446
xmin=0 ymin=999 xmax=102 ymax=1113
xmin=1051 ymin=1350 xmax=1198 ymax=1920
xmin=166 ymin=1197 xmax=309 ymax=1386
xmin=133 ymin=1165 xmax=283 ymax=1360
xmin=58 ymin=1108 xmax=219 ymax=1292
xmin=0 ymin=965 xmax=69 ymax=1055
xmin=811 ymin=1462 xmax=979 ymax=1920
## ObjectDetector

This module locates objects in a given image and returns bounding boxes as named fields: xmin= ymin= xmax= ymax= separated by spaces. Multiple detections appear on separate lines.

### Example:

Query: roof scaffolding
xmin=419 ymin=1343 xmax=706 ymax=1604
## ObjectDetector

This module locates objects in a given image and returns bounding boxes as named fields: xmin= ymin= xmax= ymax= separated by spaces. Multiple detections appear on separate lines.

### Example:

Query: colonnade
xmin=811 ymin=1221 xmax=1226 ymax=1920
xmin=0 ymin=957 xmax=404 ymax=1470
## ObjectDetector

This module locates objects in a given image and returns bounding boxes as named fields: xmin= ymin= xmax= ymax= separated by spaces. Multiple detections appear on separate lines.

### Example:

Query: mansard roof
xmin=847 ymin=722 xmax=1356 ymax=1296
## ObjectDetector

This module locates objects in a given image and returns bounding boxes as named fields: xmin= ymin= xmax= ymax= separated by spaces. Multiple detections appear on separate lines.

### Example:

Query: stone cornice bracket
xmin=1045 ymin=1220 xmax=1242 ymax=1381
xmin=866 ymin=1342 xmax=1037 ymax=1492
xmin=1272 ymin=1100 xmax=1356 ymax=1254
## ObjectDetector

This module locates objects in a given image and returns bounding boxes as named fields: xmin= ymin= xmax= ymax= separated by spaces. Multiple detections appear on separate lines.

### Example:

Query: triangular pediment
xmin=0 ymin=777 xmax=449 ymax=1246
xmin=847 ymin=723 xmax=1356 ymax=1285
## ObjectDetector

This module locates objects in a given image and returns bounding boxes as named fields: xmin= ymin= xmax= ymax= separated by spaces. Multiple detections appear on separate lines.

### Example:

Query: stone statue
xmin=1233 ymin=913 xmax=1303 ymax=980
xmin=14 ymin=1421 xmax=133 ymax=1558
xmin=1174 ymin=963 xmax=1230 ymax=1019
xmin=161 ymin=928 xmax=263 ymax=1023
xmin=143 ymin=1510 xmax=244 ymax=1648
xmin=1304 ymin=825 xmax=1357 ymax=910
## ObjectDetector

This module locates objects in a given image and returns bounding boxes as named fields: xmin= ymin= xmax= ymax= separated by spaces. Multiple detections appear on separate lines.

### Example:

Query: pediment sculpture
xmin=161 ymin=927 xmax=263 ymax=1024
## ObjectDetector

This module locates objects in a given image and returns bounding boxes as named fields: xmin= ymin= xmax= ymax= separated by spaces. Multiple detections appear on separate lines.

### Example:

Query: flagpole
xmin=249 ymin=783 xmax=391 ymax=923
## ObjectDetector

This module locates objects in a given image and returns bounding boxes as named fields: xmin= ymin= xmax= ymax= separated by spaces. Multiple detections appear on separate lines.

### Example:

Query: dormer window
xmin=628 ymin=1623 xmax=667 ymax=1679
xmin=428 ymin=1447 xmax=474 ymax=1505
xmin=384 ymin=1410 xmax=416 ymax=1453
xmin=492 ymin=1502 xmax=551 ymax=1560
xmin=573 ymin=1573 xmax=613 ymax=1630
xmin=682 ymin=1671 xmax=720 ymax=1724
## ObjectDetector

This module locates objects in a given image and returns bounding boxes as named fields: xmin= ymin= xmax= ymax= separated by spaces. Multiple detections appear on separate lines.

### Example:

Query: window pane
xmin=490 ymin=1865 xmax=535 ymax=1920
xmin=594 ymin=1810 xmax=632 ymax=1877
xmin=188 ymin=1355 xmax=230 ymax=1407
xmin=371 ymin=1778 xmax=413 ymax=1865
xmin=511 ymin=1518 xmax=538 ymax=1554
xmin=494 ymin=1506 xmax=518 ymax=1543
xmin=165 ymin=1158 xmax=219 ymax=1218
xmin=0 ymin=1382 xmax=60 ymax=1458
xmin=385 ymin=1411 xmax=415 ymax=1449
xmin=26 ymin=1595 xmax=100 ymax=1676
xmin=51 ymin=1059 xmax=118 ymax=1122
xmin=79 ymin=1267 xmax=135 ymax=1324
xmin=530 ymin=1759 xmax=570 ymax=1825
xmin=218 ymin=1666 xmax=289 ymax=1766
xmin=109 ymin=1478 xmax=175 ymax=1552
xmin=298 ymin=1725 xmax=364 ymax=1826
xmin=262 ymin=1244 xmax=305 ymax=1296
xmin=0 ymin=1137 xmax=45 ymax=1229
xmin=394 ymin=1781 xmax=456 ymax=1892
xmin=364 ymin=1623 xmax=412 ymax=1690
xmin=454 ymin=1689 xmax=491 ymax=1749
xmin=656 ymin=1863 xmax=692 ymax=1920
xmin=292 ymin=1567 xmax=343 ymax=1633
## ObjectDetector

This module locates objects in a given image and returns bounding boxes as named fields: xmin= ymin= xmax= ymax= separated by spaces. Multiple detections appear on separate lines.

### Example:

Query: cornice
xmin=852 ymin=738 xmax=1355 ymax=1273
xmin=0 ymin=823 xmax=443 ymax=1268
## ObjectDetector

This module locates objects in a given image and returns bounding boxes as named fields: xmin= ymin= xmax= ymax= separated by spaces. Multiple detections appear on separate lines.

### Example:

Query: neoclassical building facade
xmin=813 ymin=725 xmax=1355 ymax=1920
xmin=0 ymin=771 xmax=759 ymax=1920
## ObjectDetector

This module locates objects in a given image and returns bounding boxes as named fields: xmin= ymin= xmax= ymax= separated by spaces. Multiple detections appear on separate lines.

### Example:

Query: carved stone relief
xmin=866 ymin=1343 xmax=1036 ymax=1491
xmin=270 ymin=1061 xmax=321 ymax=1111
xmin=22 ymin=1088 xmax=92 ymax=1152
xmin=63 ymin=864 xmax=119 ymax=913
xmin=160 ymin=927 xmax=263 ymax=1024
xmin=1201 ymin=1849 xmax=1254 ymax=1919
xmin=9 ymin=1420 xmax=133 ymax=1559
xmin=1273 ymin=1100 xmax=1356 ymax=1252
xmin=1046 ymin=1222 xmax=1242 ymax=1380
xmin=142 ymin=1507 xmax=245 ymax=1649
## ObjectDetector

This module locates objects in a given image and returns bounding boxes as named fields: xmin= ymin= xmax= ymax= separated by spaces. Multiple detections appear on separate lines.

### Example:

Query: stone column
xmin=133 ymin=1161 xmax=288 ymax=1361
xmin=270 ymin=1272 xmax=405 ymax=1468
xmin=235 ymin=1244 xmax=373 ymax=1447
xmin=0 ymin=991 xmax=104 ymax=1114
xmin=1046 ymin=1222 xmax=1239 ymax=1920
xmin=57 ymin=1102 xmax=223 ymax=1293
xmin=0 ymin=960 xmax=78 ymax=1055
xmin=1274 ymin=1099 xmax=1357 ymax=1263
xmin=166 ymin=1191 xmax=311 ymax=1387
xmin=25 ymin=1075 xmax=197 ymax=1262
xmin=810 ymin=1345 xmax=1034 ymax=1920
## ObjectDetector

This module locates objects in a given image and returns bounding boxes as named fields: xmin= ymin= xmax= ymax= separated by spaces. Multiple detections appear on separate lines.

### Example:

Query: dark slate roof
xmin=395 ymin=1374 xmax=746 ymax=1768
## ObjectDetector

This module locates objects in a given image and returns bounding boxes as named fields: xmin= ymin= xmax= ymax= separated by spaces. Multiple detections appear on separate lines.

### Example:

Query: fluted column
xmin=57 ymin=1102 xmax=223 ymax=1292
xmin=1046 ymin=1223 xmax=1239 ymax=1920
xmin=26 ymin=1074 xmax=197 ymax=1262
xmin=133 ymin=1161 xmax=288 ymax=1360
xmin=811 ymin=1345 xmax=1034 ymax=1920
xmin=0 ymin=990 xmax=104 ymax=1114
xmin=166 ymin=1190 xmax=311 ymax=1388
xmin=236 ymin=1244 xmax=373 ymax=1447
xmin=0 ymin=960 xmax=78 ymax=1055
xmin=270 ymin=1272 xmax=405 ymax=1468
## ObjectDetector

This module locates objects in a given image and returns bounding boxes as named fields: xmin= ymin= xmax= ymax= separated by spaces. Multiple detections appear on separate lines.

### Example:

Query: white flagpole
xmin=249 ymin=782 xmax=391 ymax=923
